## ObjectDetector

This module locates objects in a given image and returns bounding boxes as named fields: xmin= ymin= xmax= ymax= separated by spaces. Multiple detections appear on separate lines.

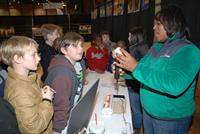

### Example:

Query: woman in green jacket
xmin=114 ymin=5 xmax=200 ymax=134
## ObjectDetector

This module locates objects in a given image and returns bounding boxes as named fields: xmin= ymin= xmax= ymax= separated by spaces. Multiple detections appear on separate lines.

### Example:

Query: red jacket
xmin=86 ymin=45 xmax=109 ymax=71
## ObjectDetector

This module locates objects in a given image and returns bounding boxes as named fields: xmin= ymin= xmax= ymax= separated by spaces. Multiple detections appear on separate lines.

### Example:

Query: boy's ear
xmin=60 ymin=47 xmax=67 ymax=55
xmin=13 ymin=54 xmax=23 ymax=64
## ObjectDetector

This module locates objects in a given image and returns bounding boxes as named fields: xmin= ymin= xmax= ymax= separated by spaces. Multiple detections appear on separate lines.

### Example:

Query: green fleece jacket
xmin=124 ymin=35 xmax=200 ymax=118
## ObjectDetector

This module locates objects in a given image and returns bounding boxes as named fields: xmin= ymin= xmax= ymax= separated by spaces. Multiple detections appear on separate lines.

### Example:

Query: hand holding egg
xmin=112 ymin=47 xmax=123 ymax=58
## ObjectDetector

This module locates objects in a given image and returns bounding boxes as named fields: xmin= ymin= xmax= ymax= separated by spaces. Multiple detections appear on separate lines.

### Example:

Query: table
xmin=83 ymin=71 xmax=133 ymax=134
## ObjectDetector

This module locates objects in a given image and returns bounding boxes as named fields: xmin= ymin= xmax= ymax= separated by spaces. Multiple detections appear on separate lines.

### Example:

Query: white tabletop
xmin=83 ymin=71 xmax=133 ymax=134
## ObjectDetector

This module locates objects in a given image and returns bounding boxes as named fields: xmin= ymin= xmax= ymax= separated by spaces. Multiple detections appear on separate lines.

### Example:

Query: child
xmin=0 ymin=63 xmax=7 ymax=97
xmin=86 ymin=34 xmax=109 ymax=73
xmin=107 ymin=40 xmax=126 ymax=73
xmin=44 ymin=32 xmax=85 ymax=134
xmin=100 ymin=31 xmax=116 ymax=53
xmin=0 ymin=36 xmax=55 ymax=134
xmin=0 ymin=97 xmax=20 ymax=133
xmin=39 ymin=24 xmax=61 ymax=82
xmin=126 ymin=27 xmax=149 ymax=133
xmin=74 ymin=58 xmax=89 ymax=101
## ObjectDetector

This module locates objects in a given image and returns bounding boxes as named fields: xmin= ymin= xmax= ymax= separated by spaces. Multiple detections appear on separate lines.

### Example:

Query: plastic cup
xmin=89 ymin=120 xmax=105 ymax=134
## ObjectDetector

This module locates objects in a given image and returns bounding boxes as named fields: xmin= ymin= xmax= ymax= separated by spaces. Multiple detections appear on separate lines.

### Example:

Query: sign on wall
xmin=128 ymin=0 xmax=140 ymax=13
xmin=43 ymin=3 xmax=64 ymax=9
xmin=79 ymin=25 xmax=91 ymax=34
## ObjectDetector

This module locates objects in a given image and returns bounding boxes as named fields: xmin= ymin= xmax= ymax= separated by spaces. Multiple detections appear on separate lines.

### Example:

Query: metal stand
xmin=115 ymin=79 xmax=119 ymax=95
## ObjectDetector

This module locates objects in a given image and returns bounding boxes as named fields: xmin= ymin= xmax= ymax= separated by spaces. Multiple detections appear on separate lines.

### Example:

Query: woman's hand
xmin=112 ymin=63 xmax=126 ymax=76
xmin=114 ymin=49 xmax=138 ymax=72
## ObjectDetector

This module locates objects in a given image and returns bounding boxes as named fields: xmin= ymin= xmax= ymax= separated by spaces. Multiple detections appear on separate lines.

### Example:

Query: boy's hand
xmin=52 ymin=131 xmax=61 ymax=134
xmin=41 ymin=85 xmax=56 ymax=101
xmin=83 ymin=79 xmax=89 ymax=85
xmin=95 ymin=69 xmax=105 ymax=74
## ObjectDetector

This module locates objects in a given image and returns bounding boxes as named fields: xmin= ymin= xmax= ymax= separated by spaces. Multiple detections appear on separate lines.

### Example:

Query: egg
xmin=114 ymin=47 xmax=122 ymax=55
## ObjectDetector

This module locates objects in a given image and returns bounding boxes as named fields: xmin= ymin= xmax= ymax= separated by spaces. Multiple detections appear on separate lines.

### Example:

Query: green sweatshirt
xmin=124 ymin=36 xmax=200 ymax=118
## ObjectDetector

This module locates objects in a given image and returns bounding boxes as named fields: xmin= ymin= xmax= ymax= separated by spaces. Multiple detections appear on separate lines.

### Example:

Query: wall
xmin=0 ymin=15 xmax=91 ymax=43
xmin=91 ymin=0 xmax=200 ymax=48
xmin=162 ymin=0 xmax=200 ymax=47
xmin=91 ymin=0 xmax=155 ymax=46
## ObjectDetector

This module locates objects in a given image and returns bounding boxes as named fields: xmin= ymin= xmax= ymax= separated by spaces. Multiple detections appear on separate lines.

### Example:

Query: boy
xmin=0 ymin=36 xmax=55 ymax=134
xmin=101 ymin=31 xmax=116 ymax=53
xmin=0 ymin=97 xmax=20 ymax=134
xmin=44 ymin=32 xmax=85 ymax=134
xmin=0 ymin=64 xmax=7 ymax=97
xmin=86 ymin=34 xmax=109 ymax=73
xmin=39 ymin=24 xmax=61 ymax=82
xmin=107 ymin=40 xmax=126 ymax=73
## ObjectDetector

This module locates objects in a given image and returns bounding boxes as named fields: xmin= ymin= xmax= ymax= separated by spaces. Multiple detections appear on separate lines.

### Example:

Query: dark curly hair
xmin=155 ymin=5 xmax=189 ymax=38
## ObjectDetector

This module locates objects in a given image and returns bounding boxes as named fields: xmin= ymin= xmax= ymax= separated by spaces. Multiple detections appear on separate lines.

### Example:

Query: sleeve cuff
xmin=42 ymin=98 xmax=52 ymax=103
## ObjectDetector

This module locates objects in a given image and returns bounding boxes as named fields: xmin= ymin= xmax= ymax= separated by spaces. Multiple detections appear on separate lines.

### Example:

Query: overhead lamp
xmin=74 ymin=4 xmax=77 ymax=10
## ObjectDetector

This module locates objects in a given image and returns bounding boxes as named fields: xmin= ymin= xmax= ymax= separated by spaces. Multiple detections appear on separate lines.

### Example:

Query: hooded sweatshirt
xmin=45 ymin=55 xmax=80 ymax=133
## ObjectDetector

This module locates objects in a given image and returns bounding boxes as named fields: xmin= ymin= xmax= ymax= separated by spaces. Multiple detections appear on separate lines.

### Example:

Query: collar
xmin=8 ymin=67 xmax=37 ymax=82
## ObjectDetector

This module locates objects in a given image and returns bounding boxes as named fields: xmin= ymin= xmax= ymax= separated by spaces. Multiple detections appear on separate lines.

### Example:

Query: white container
xmin=89 ymin=120 xmax=105 ymax=134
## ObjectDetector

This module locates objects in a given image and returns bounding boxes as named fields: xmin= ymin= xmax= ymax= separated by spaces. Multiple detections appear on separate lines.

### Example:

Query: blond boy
xmin=39 ymin=24 xmax=61 ymax=82
xmin=0 ymin=36 xmax=55 ymax=134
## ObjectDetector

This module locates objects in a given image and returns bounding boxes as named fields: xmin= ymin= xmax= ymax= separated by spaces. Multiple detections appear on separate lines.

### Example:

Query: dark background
xmin=0 ymin=0 xmax=200 ymax=48
xmin=91 ymin=0 xmax=200 ymax=48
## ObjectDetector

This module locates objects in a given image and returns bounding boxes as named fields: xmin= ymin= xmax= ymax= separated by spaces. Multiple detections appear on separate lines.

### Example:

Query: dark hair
xmin=129 ymin=27 xmax=146 ymax=46
xmin=100 ymin=31 xmax=110 ymax=36
xmin=155 ymin=5 xmax=188 ymax=37
xmin=92 ymin=33 xmax=101 ymax=40
xmin=53 ymin=32 xmax=84 ymax=53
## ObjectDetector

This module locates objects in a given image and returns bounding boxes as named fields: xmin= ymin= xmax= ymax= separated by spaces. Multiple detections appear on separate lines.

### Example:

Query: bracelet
xmin=42 ymin=98 xmax=52 ymax=103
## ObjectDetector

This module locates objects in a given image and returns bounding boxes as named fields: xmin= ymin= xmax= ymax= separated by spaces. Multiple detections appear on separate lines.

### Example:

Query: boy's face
xmin=95 ymin=36 xmax=103 ymax=47
xmin=102 ymin=34 xmax=110 ymax=44
xmin=117 ymin=43 xmax=126 ymax=49
xmin=65 ymin=41 xmax=83 ymax=63
xmin=48 ymin=30 xmax=60 ymax=45
xmin=21 ymin=45 xmax=40 ymax=72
